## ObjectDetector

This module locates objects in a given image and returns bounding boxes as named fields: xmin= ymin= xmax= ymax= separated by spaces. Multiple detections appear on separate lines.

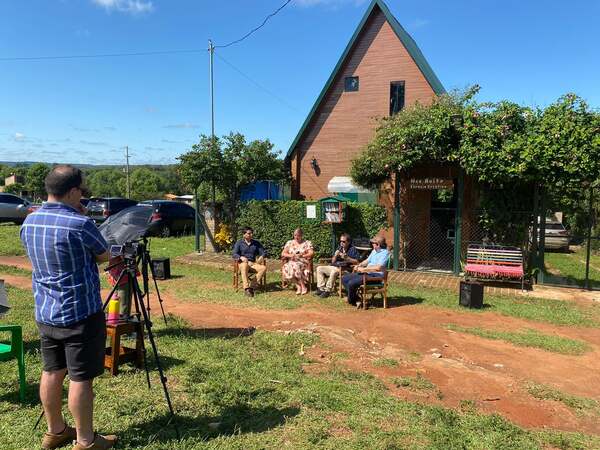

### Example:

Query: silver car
xmin=0 ymin=193 xmax=32 ymax=224
xmin=543 ymin=221 xmax=570 ymax=252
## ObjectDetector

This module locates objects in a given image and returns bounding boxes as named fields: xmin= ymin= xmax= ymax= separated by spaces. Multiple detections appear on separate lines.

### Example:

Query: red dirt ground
xmin=2 ymin=256 xmax=600 ymax=436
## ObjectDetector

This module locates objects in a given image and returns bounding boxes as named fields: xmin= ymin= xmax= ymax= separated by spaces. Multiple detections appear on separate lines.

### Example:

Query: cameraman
xmin=20 ymin=165 xmax=117 ymax=450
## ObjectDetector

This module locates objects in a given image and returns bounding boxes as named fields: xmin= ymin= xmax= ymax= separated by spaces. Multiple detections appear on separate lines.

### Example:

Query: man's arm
xmin=232 ymin=240 xmax=241 ymax=260
xmin=96 ymin=251 xmax=110 ymax=264
xmin=256 ymin=241 xmax=266 ymax=258
xmin=81 ymin=219 xmax=109 ymax=264
xmin=345 ymin=247 xmax=360 ymax=265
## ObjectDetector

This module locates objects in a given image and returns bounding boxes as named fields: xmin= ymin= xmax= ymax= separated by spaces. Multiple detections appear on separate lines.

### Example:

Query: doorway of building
xmin=404 ymin=181 xmax=457 ymax=272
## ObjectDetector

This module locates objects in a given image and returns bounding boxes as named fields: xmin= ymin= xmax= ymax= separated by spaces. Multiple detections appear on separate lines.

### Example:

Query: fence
xmin=538 ymin=187 xmax=599 ymax=290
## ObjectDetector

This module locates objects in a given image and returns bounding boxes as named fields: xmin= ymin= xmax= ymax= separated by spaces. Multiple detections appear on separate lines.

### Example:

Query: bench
xmin=464 ymin=244 xmax=525 ymax=290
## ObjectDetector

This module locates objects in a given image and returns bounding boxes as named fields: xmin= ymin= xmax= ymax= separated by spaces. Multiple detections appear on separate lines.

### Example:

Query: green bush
xmin=236 ymin=200 xmax=388 ymax=259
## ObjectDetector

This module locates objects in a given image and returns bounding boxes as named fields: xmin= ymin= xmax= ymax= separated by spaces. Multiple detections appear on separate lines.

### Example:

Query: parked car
xmin=542 ymin=221 xmax=570 ymax=252
xmin=139 ymin=200 xmax=196 ymax=237
xmin=86 ymin=197 xmax=138 ymax=224
xmin=0 ymin=193 xmax=33 ymax=224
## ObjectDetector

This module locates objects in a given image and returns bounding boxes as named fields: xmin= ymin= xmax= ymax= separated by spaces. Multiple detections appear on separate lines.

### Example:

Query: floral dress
xmin=282 ymin=239 xmax=313 ymax=282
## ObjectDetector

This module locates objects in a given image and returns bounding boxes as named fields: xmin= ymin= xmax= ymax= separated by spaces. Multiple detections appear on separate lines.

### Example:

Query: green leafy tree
xmin=221 ymin=132 xmax=286 ymax=220
xmin=178 ymin=135 xmax=225 ymax=204
xmin=178 ymin=132 xmax=287 ymax=224
xmin=25 ymin=163 xmax=51 ymax=201
xmin=3 ymin=182 xmax=25 ymax=196
xmin=86 ymin=168 xmax=125 ymax=198
xmin=129 ymin=167 xmax=165 ymax=200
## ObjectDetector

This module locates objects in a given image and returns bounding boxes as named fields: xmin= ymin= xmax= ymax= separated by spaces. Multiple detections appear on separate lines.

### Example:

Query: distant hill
xmin=0 ymin=161 xmax=174 ymax=169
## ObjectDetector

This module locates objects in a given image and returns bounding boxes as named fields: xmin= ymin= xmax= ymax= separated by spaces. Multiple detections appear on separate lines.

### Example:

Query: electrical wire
xmin=214 ymin=0 xmax=293 ymax=49
xmin=215 ymin=53 xmax=299 ymax=112
xmin=0 ymin=49 xmax=204 ymax=62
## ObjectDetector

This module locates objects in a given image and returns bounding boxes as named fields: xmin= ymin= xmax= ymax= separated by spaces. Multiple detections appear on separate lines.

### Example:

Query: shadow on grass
xmin=0 ymin=381 xmax=43 ymax=407
xmin=121 ymin=404 xmax=301 ymax=446
xmin=154 ymin=326 xmax=256 ymax=340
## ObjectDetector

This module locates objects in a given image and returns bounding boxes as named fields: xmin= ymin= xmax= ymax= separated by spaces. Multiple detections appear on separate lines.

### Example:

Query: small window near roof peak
xmin=344 ymin=76 xmax=359 ymax=92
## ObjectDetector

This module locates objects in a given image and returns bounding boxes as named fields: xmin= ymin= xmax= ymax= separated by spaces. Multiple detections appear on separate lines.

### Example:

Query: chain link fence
xmin=539 ymin=187 xmax=599 ymax=290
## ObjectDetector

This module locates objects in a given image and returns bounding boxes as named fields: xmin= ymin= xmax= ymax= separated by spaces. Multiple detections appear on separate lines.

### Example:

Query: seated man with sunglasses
xmin=315 ymin=233 xmax=360 ymax=298
xmin=341 ymin=236 xmax=389 ymax=307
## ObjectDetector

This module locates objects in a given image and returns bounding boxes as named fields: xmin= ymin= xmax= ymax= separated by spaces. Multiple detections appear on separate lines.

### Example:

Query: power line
xmin=214 ymin=0 xmax=293 ymax=49
xmin=0 ymin=49 xmax=204 ymax=62
xmin=215 ymin=53 xmax=299 ymax=112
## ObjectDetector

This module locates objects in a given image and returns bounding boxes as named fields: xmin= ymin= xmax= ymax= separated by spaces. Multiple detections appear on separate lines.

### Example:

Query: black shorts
xmin=37 ymin=311 xmax=106 ymax=382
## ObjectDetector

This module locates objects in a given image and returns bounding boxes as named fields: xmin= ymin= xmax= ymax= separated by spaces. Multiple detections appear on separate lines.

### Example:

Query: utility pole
xmin=125 ymin=145 xmax=131 ymax=199
xmin=209 ymin=39 xmax=215 ymax=138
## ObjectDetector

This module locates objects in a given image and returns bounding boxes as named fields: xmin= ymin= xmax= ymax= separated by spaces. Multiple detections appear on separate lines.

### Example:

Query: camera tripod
xmin=101 ymin=252 xmax=180 ymax=439
xmin=135 ymin=238 xmax=168 ymax=327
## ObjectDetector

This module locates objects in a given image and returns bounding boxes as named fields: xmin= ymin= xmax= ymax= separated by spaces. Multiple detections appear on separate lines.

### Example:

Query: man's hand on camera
xmin=76 ymin=202 xmax=88 ymax=216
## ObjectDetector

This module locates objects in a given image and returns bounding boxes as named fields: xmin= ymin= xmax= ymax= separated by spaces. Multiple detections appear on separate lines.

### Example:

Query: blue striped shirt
xmin=20 ymin=202 xmax=109 ymax=326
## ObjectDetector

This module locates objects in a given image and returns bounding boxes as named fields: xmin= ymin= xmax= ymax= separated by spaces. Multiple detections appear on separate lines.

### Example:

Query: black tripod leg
xmin=33 ymin=409 xmax=45 ymax=430
xmin=132 ymin=276 xmax=180 ymax=440
xmin=132 ymin=277 xmax=152 ymax=389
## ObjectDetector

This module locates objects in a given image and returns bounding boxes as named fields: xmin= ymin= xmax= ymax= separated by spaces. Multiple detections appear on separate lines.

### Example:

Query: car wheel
xmin=159 ymin=225 xmax=171 ymax=238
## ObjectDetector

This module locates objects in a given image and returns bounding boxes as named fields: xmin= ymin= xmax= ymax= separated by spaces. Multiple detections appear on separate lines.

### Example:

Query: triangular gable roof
xmin=285 ymin=0 xmax=445 ymax=161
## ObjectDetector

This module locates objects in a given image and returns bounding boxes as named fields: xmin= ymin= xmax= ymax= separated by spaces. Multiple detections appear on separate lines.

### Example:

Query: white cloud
xmin=162 ymin=123 xmax=200 ymax=129
xmin=407 ymin=18 xmax=430 ymax=30
xmin=14 ymin=132 xmax=25 ymax=141
xmin=91 ymin=0 xmax=154 ymax=15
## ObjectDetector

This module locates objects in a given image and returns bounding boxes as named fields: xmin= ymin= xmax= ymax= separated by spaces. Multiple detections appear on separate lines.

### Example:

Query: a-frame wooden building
xmin=285 ymin=0 xmax=445 ymax=201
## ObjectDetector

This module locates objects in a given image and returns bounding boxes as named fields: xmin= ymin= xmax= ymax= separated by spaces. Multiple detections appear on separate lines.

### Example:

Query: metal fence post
xmin=194 ymin=188 xmax=201 ymax=253
xmin=393 ymin=171 xmax=400 ymax=271
xmin=538 ymin=188 xmax=546 ymax=284
xmin=585 ymin=187 xmax=594 ymax=290
xmin=453 ymin=169 xmax=464 ymax=276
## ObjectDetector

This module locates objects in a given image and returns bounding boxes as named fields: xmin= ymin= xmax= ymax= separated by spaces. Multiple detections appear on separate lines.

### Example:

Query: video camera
xmin=110 ymin=240 xmax=144 ymax=260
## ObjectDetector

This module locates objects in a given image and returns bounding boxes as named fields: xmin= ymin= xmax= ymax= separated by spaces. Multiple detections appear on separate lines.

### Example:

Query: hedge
xmin=235 ymin=200 xmax=388 ymax=259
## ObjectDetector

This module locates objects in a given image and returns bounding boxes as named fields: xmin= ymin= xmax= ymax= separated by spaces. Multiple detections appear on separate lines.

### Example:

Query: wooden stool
xmin=105 ymin=321 xmax=144 ymax=376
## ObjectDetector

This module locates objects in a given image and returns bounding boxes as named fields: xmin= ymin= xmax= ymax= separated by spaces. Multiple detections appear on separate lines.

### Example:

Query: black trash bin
xmin=459 ymin=280 xmax=483 ymax=309
xmin=152 ymin=258 xmax=171 ymax=280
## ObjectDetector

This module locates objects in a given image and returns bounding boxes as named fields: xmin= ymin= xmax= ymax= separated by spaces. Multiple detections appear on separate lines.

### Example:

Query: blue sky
xmin=0 ymin=0 xmax=598 ymax=166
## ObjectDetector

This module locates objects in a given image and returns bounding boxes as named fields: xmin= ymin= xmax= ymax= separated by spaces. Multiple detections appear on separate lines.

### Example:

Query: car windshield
xmin=87 ymin=200 xmax=107 ymax=209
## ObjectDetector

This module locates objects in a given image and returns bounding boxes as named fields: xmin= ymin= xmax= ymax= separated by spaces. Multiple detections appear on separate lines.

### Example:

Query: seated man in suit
xmin=315 ymin=233 xmax=360 ymax=298
xmin=342 ymin=235 xmax=389 ymax=307
xmin=232 ymin=226 xmax=267 ymax=297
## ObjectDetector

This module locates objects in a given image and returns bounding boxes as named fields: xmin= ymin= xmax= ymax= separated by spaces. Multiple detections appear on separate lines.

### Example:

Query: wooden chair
xmin=356 ymin=269 xmax=389 ymax=310
xmin=233 ymin=258 xmax=267 ymax=293
xmin=281 ymin=257 xmax=314 ymax=292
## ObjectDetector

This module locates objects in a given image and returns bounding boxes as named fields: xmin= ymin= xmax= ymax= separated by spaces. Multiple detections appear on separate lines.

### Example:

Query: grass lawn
xmin=445 ymin=324 xmax=591 ymax=355
xmin=544 ymin=247 xmax=600 ymax=288
xmin=2 ymin=285 xmax=600 ymax=449
xmin=0 ymin=224 xmax=25 ymax=256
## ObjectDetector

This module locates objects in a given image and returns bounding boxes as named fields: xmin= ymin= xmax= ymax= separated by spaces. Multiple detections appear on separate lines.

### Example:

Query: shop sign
xmin=410 ymin=178 xmax=453 ymax=190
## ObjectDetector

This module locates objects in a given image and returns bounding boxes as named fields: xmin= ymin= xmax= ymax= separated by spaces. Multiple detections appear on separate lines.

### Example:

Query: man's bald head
xmin=45 ymin=165 xmax=85 ymax=198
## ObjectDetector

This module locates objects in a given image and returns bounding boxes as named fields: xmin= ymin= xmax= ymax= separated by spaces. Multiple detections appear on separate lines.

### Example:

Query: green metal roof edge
xmin=285 ymin=0 xmax=445 ymax=162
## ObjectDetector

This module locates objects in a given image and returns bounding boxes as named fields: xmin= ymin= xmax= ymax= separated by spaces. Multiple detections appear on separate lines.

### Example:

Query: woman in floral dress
xmin=281 ymin=228 xmax=314 ymax=295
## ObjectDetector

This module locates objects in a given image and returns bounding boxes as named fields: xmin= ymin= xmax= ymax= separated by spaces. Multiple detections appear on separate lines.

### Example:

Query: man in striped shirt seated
xmin=20 ymin=165 xmax=116 ymax=450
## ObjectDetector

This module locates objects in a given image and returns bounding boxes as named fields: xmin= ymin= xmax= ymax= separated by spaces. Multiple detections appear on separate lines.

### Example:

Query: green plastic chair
xmin=0 ymin=324 xmax=26 ymax=402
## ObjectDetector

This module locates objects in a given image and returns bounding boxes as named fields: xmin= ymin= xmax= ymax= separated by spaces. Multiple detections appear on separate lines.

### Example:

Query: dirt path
xmin=2 ymin=258 xmax=600 ymax=435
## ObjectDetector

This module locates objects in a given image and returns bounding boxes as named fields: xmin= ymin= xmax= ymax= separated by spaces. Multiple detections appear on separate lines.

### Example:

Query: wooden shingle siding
xmin=292 ymin=8 xmax=437 ymax=200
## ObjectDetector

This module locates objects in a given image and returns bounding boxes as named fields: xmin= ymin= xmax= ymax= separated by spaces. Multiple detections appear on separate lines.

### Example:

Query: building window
xmin=390 ymin=81 xmax=405 ymax=115
xmin=344 ymin=76 xmax=359 ymax=92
